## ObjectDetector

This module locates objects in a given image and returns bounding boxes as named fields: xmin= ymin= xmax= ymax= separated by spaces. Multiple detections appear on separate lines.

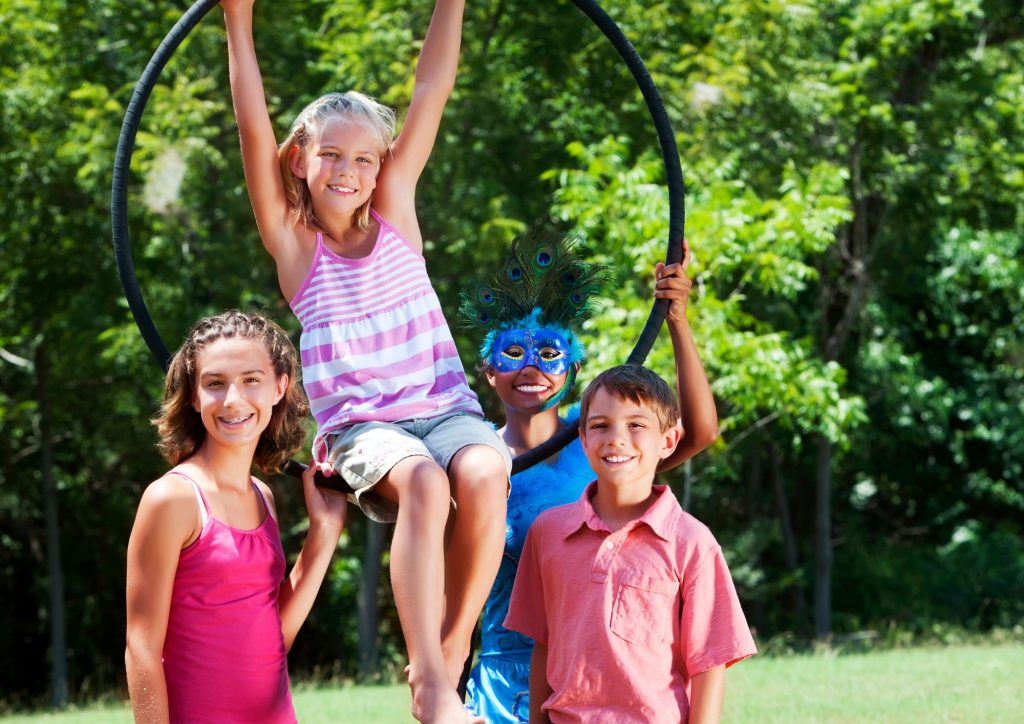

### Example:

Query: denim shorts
xmin=326 ymin=412 xmax=512 ymax=523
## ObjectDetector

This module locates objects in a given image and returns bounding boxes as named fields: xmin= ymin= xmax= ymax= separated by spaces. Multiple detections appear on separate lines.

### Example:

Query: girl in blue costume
xmin=460 ymin=234 xmax=720 ymax=722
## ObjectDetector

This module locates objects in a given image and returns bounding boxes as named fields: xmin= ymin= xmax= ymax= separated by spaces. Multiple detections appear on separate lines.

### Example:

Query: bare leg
xmin=441 ymin=445 xmax=509 ymax=687
xmin=375 ymin=457 xmax=483 ymax=723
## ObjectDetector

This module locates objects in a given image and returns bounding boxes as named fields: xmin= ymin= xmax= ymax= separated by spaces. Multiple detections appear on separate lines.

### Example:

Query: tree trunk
xmin=814 ymin=435 xmax=833 ymax=639
xmin=37 ymin=345 xmax=67 ymax=707
xmin=744 ymin=442 xmax=762 ymax=519
xmin=741 ymin=444 xmax=764 ymax=627
xmin=769 ymin=443 xmax=807 ymax=628
xmin=357 ymin=519 xmax=387 ymax=680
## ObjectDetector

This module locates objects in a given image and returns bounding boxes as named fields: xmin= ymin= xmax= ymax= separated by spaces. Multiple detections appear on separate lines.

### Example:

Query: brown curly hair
xmin=152 ymin=310 xmax=309 ymax=473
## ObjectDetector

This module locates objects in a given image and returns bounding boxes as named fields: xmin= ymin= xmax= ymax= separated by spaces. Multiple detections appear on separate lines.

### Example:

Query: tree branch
xmin=1 ymin=347 xmax=32 ymax=369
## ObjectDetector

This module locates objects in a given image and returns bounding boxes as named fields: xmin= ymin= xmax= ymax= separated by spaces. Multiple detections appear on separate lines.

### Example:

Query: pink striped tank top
xmin=290 ymin=209 xmax=482 ymax=461
xmin=162 ymin=471 xmax=296 ymax=724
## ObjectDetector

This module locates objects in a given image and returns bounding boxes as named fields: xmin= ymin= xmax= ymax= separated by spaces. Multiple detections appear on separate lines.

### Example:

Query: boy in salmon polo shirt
xmin=504 ymin=364 xmax=756 ymax=723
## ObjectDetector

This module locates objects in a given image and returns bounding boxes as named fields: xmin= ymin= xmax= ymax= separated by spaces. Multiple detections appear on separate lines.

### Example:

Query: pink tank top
xmin=289 ymin=209 xmax=482 ymax=461
xmin=162 ymin=471 xmax=296 ymax=723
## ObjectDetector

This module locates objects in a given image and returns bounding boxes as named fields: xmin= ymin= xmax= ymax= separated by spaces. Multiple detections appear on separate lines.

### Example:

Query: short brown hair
xmin=579 ymin=364 xmax=679 ymax=432
xmin=152 ymin=310 xmax=309 ymax=473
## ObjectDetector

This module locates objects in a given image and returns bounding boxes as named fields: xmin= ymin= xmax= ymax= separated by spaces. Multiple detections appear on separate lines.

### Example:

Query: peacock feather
xmin=458 ymin=231 xmax=612 ymax=335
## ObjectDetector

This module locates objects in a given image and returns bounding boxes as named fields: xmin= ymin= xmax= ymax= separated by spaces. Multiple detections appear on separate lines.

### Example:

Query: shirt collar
xmin=561 ymin=482 xmax=679 ymax=542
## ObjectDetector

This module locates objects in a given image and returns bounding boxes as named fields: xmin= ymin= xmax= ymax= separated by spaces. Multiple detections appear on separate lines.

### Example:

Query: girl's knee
xmin=449 ymin=445 xmax=509 ymax=499
xmin=389 ymin=457 xmax=451 ymax=514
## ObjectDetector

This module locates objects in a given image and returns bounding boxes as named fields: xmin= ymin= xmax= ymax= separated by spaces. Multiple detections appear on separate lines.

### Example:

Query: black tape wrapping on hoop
xmin=109 ymin=0 xmax=683 ymax=489
xmin=112 ymin=0 xmax=220 ymax=371
xmin=511 ymin=0 xmax=685 ymax=473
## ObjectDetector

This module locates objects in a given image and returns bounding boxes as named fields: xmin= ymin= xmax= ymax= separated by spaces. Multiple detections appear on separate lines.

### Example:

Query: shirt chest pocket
xmin=609 ymin=575 xmax=680 ymax=649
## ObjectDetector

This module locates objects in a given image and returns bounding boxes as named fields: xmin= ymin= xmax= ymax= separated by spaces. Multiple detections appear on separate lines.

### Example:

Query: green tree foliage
xmin=1 ymin=0 xmax=1021 ymax=706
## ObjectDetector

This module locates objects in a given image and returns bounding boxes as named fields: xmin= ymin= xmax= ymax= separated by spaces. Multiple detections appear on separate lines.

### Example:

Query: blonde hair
xmin=153 ymin=310 xmax=309 ymax=473
xmin=278 ymin=91 xmax=397 ymax=232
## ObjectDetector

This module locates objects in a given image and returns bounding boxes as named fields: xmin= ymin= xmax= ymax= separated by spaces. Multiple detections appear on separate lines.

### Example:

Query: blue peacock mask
xmin=460 ymin=233 xmax=611 ymax=411
xmin=489 ymin=325 xmax=573 ymax=376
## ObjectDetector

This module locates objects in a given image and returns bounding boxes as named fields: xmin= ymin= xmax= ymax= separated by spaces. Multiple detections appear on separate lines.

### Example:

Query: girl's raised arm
xmin=222 ymin=0 xmax=293 ymax=257
xmin=375 ymin=0 xmax=466 ymax=243
xmin=125 ymin=477 xmax=201 ymax=723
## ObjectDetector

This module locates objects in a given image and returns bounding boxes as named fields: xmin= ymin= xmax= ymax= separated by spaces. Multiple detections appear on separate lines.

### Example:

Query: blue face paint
xmin=489 ymin=327 xmax=572 ymax=376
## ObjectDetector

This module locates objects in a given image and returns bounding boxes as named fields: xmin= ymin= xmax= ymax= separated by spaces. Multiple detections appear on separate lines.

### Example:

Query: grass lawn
xmin=3 ymin=642 xmax=1021 ymax=722
xmin=722 ymin=642 xmax=1024 ymax=723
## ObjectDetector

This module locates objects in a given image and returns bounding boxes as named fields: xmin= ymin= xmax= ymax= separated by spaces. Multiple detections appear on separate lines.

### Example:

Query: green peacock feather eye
xmin=457 ymin=231 xmax=613 ymax=363
xmin=533 ymin=244 xmax=556 ymax=269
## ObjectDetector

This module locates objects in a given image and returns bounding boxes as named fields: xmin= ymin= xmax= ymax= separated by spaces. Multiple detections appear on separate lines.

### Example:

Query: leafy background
xmin=1 ymin=0 xmax=1021 ymax=707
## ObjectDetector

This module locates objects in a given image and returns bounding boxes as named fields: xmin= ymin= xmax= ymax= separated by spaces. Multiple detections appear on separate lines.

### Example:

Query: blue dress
xmin=465 ymin=424 xmax=594 ymax=722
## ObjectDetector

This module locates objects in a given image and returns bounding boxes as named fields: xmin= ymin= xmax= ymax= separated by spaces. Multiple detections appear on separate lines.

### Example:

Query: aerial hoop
xmin=110 ymin=0 xmax=684 ymax=486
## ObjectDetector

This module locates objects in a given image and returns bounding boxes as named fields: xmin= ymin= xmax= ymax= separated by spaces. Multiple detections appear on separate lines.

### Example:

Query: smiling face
xmin=579 ymin=387 xmax=680 ymax=489
xmin=487 ymin=362 xmax=570 ymax=414
xmin=486 ymin=326 xmax=574 ymax=413
xmin=192 ymin=337 xmax=288 ymax=453
xmin=292 ymin=119 xmax=382 ymax=220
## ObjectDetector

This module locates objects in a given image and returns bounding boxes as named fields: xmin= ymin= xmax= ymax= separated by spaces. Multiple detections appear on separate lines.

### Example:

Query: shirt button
xmin=605 ymin=541 xmax=614 ymax=550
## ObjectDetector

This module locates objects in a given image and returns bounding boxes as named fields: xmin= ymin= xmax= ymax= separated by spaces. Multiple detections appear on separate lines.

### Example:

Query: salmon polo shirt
xmin=504 ymin=483 xmax=756 ymax=723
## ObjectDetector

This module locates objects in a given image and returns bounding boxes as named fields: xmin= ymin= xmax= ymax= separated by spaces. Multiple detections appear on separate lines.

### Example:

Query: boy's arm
xmin=375 ymin=0 xmax=465 ymax=243
xmin=276 ymin=465 xmax=347 ymax=651
xmin=502 ymin=526 xmax=549 ymax=644
xmin=678 ymin=538 xmax=757 ymax=722
xmin=528 ymin=642 xmax=553 ymax=724
xmin=688 ymin=665 xmax=725 ymax=724
xmin=221 ymin=0 xmax=292 ymax=256
xmin=654 ymin=243 xmax=719 ymax=471
xmin=505 ymin=526 xmax=552 ymax=722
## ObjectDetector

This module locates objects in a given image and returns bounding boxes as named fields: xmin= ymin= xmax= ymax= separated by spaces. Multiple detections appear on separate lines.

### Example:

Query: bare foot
xmin=408 ymin=669 xmax=483 ymax=723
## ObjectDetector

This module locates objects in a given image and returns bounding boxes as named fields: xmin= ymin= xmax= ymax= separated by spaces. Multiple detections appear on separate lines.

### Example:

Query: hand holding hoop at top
xmin=655 ymin=238 xmax=694 ymax=322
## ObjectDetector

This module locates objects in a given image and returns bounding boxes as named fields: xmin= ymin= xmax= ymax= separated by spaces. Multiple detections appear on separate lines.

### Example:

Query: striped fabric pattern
xmin=290 ymin=210 xmax=482 ymax=461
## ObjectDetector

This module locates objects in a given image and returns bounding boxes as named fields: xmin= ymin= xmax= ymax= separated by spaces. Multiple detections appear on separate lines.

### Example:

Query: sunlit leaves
xmin=547 ymin=135 xmax=863 ymax=448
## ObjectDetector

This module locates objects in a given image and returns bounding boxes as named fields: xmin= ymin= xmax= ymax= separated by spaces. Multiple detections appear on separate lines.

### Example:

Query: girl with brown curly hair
xmin=125 ymin=310 xmax=347 ymax=723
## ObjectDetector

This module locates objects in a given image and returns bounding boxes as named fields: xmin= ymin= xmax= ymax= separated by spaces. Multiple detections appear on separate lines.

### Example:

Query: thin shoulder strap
xmin=250 ymin=479 xmax=275 ymax=521
xmin=168 ymin=470 xmax=210 ymax=529
xmin=368 ymin=208 xmax=417 ymax=254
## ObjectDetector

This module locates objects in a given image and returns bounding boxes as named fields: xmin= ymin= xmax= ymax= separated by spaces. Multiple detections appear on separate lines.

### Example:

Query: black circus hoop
xmin=110 ymin=0 xmax=684 ymax=488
